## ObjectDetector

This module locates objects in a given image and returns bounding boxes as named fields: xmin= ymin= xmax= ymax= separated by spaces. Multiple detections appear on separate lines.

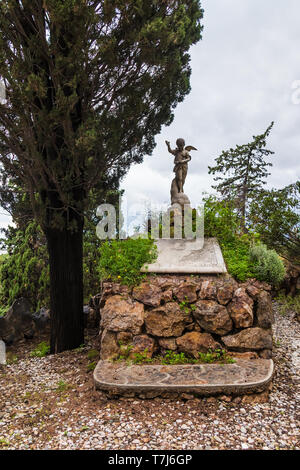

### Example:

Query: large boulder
xmin=158 ymin=337 xmax=177 ymax=351
xmin=100 ymin=329 xmax=120 ymax=360
xmin=161 ymin=289 xmax=173 ymax=303
xmin=33 ymin=307 xmax=50 ymax=332
xmin=117 ymin=331 xmax=133 ymax=345
xmin=0 ymin=317 xmax=15 ymax=345
xmin=0 ymin=298 xmax=35 ymax=344
xmin=130 ymin=335 xmax=156 ymax=359
xmin=173 ymin=282 xmax=198 ymax=303
xmin=245 ymin=284 xmax=261 ymax=300
xmin=145 ymin=302 xmax=192 ymax=337
xmin=198 ymin=280 xmax=217 ymax=300
xmin=222 ymin=327 xmax=273 ymax=351
xmin=256 ymin=291 xmax=274 ymax=329
xmin=176 ymin=332 xmax=221 ymax=357
xmin=132 ymin=282 xmax=162 ymax=307
xmin=217 ymin=279 xmax=236 ymax=305
xmin=194 ymin=300 xmax=233 ymax=336
xmin=100 ymin=282 xmax=131 ymax=308
xmin=228 ymin=288 xmax=254 ymax=328
xmin=100 ymin=295 xmax=144 ymax=335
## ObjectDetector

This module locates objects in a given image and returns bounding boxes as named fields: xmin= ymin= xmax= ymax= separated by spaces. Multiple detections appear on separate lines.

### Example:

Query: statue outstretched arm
xmin=165 ymin=140 xmax=176 ymax=156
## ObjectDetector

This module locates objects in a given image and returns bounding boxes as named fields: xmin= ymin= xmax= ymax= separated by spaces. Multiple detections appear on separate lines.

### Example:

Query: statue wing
xmin=185 ymin=146 xmax=198 ymax=151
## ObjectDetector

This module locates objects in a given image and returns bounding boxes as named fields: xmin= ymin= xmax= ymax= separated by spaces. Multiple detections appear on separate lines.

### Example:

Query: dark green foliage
xmin=249 ymin=183 xmax=300 ymax=264
xmin=0 ymin=219 xmax=102 ymax=310
xmin=82 ymin=218 xmax=102 ymax=302
xmin=0 ymin=0 xmax=203 ymax=352
xmin=0 ymin=222 xmax=49 ymax=310
xmin=0 ymin=1 xmax=203 ymax=229
xmin=204 ymin=196 xmax=256 ymax=280
xmin=204 ymin=195 xmax=241 ymax=241
xmin=98 ymin=238 xmax=157 ymax=286
xmin=203 ymin=195 xmax=285 ymax=284
xmin=208 ymin=122 xmax=274 ymax=230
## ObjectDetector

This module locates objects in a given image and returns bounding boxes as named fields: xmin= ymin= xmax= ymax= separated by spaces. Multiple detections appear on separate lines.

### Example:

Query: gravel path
xmin=0 ymin=306 xmax=299 ymax=450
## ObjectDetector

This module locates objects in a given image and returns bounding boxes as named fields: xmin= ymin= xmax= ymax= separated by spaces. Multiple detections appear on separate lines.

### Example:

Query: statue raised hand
xmin=166 ymin=138 xmax=197 ymax=202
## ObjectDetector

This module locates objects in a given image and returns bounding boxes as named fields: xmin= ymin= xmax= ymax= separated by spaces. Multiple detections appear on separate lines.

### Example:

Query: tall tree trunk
xmin=46 ymin=215 xmax=84 ymax=353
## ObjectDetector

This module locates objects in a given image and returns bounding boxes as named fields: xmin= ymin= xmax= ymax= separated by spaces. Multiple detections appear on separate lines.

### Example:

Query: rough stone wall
xmin=99 ymin=275 xmax=274 ymax=360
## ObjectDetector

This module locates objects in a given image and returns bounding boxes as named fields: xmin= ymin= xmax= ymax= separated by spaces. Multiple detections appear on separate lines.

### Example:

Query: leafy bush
xmin=203 ymin=196 xmax=286 ymax=285
xmin=250 ymin=244 xmax=286 ymax=286
xmin=204 ymin=195 xmax=241 ymax=242
xmin=220 ymin=236 xmax=256 ymax=282
xmin=249 ymin=183 xmax=300 ymax=264
xmin=98 ymin=238 xmax=157 ymax=286
xmin=203 ymin=196 xmax=257 ymax=280
xmin=0 ymin=222 xmax=49 ymax=310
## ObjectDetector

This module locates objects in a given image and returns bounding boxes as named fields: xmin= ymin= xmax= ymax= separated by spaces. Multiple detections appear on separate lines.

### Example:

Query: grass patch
xmin=113 ymin=349 xmax=236 ymax=366
xmin=6 ymin=352 xmax=18 ymax=364
xmin=87 ymin=361 xmax=97 ymax=372
xmin=87 ymin=349 xmax=99 ymax=361
xmin=30 ymin=342 xmax=50 ymax=358
xmin=56 ymin=380 xmax=71 ymax=393
xmin=275 ymin=293 xmax=300 ymax=317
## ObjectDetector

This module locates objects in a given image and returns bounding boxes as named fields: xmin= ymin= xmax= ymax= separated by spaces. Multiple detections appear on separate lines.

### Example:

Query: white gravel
xmin=0 ymin=305 xmax=299 ymax=450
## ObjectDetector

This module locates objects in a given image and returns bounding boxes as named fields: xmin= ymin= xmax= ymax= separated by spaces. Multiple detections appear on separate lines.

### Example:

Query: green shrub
xmin=204 ymin=195 xmax=241 ymax=242
xmin=0 ymin=305 xmax=9 ymax=318
xmin=0 ymin=222 xmax=49 ymax=310
xmin=250 ymin=244 xmax=286 ymax=286
xmin=30 ymin=341 xmax=50 ymax=358
xmin=203 ymin=196 xmax=286 ymax=285
xmin=221 ymin=236 xmax=256 ymax=282
xmin=98 ymin=237 xmax=157 ymax=286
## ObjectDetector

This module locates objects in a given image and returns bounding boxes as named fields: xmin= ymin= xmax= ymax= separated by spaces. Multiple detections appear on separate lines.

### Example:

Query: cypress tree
xmin=0 ymin=1 xmax=203 ymax=352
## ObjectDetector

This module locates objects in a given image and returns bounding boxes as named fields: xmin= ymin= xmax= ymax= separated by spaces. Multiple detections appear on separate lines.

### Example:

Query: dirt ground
xmin=0 ymin=306 xmax=299 ymax=450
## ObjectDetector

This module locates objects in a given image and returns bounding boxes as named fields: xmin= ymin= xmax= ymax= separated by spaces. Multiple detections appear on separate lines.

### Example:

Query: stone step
xmin=93 ymin=358 xmax=274 ymax=398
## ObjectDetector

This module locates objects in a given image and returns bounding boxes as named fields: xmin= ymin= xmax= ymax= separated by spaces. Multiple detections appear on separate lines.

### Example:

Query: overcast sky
xmin=121 ymin=0 xmax=300 ymax=211
xmin=0 ymin=0 xmax=299 ymax=230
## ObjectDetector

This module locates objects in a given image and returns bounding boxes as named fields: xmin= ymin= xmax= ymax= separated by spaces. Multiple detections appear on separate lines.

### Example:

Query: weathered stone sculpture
xmin=166 ymin=138 xmax=197 ymax=207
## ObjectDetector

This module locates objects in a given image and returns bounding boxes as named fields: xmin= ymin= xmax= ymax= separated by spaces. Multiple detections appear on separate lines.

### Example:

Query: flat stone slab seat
xmin=94 ymin=359 xmax=274 ymax=397
xmin=142 ymin=237 xmax=227 ymax=274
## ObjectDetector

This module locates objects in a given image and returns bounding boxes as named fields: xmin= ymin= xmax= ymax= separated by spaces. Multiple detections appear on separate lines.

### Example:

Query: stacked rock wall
xmin=99 ymin=275 xmax=274 ymax=360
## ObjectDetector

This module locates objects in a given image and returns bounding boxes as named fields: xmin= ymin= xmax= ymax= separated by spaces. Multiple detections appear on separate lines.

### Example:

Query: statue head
xmin=176 ymin=138 xmax=185 ymax=150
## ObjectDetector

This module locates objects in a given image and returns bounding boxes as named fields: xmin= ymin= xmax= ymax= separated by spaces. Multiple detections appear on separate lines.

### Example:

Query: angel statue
xmin=165 ymin=138 xmax=197 ymax=206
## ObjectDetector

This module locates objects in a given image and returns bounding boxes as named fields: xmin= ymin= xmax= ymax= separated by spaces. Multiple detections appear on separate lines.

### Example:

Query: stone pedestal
xmin=142 ymin=238 xmax=227 ymax=274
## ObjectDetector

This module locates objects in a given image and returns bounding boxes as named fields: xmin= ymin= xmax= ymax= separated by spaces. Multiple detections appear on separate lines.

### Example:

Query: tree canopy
xmin=208 ymin=122 xmax=274 ymax=230
xmin=249 ymin=182 xmax=300 ymax=264
xmin=0 ymin=1 xmax=204 ymax=352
